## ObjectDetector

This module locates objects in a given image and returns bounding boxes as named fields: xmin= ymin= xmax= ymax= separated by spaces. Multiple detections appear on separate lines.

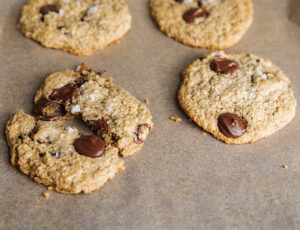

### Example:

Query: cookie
xmin=5 ymin=110 xmax=124 ymax=194
xmin=18 ymin=0 xmax=131 ymax=56
xmin=34 ymin=64 xmax=153 ymax=157
xmin=178 ymin=51 xmax=297 ymax=144
xmin=150 ymin=0 xmax=253 ymax=49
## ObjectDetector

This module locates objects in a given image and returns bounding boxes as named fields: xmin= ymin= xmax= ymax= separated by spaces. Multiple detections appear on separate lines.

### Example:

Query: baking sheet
xmin=0 ymin=0 xmax=299 ymax=229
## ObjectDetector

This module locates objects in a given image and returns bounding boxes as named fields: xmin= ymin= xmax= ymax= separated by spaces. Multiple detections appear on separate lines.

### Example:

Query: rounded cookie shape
xmin=178 ymin=51 xmax=297 ymax=144
xmin=5 ymin=110 xmax=124 ymax=194
xmin=34 ymin=64 xmax=154 ymax=157
xmin=18 ymin=0 xmax=132 ymax=56
xmin=150 ymin=0 xmax=253 ymax=49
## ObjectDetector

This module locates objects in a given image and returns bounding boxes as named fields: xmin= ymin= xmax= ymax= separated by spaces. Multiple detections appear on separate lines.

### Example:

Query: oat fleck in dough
xmin=18 ymin=0 xmax=132 ymax=56
xmin=6 ymin=110 xmax=124 ymax=194
xmin=150 ymin=0 xmax=253 ymax=49
xmin=178 ymin=51 xmax=297 ymax=144
xmin=34 ymin=64 xmax=154 ymax=157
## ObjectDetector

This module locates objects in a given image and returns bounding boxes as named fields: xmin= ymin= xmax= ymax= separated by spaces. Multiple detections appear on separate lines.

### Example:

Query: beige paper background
xmin=0 ymin=0 xmax=299 ymax=229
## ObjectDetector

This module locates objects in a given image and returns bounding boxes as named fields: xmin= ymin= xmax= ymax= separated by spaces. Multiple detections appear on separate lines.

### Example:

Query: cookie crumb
xmin=43 ymin=192 xmax=50 ymax=199
xmin=107 ymin=77 xmax=113 ymax=83
xmin=144 ymin=99 xmax=149 ymax=104
xmin=48 ymin=186 xmax=54 ymax=191
xmin=170 ymin=116 xmax=182 ymax=122
xmin=282 ymin=165 xmax=288 ymax=169
xmin=202 ymin=132 xmax=207 ymax=135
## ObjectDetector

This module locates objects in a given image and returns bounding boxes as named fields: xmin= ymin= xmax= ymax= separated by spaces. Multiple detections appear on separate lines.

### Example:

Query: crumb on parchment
xmin=107 ymin=77 xmax=113 ymax=83
xmin=43 ymin=192 xmax=50 ymax=199
xmin=144 ymin=99 xmax=149 ymax=104
xmin=282 ymin=165 xmax=288 ymax=169
xmin=170 ymin=116 xmax=182 ymax=122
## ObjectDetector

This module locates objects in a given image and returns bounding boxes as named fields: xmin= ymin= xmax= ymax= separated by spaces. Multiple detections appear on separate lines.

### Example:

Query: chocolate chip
xmin=183 ymin=8 xmax=208 ymax=24
xmin=218 ymin=113 xmax=246 ymax=138
xmin=111 ymin=134 xmax=118 ymax=141
xmin=29 ymin=127 xmax=38 ymax=140
xmin=88 ymin=119 xmax=108 ymax=132
xmin=51 ymin=152 xmax=62 ymax=159
xmin=74 ymin=77 xmax=85 ymax=87
xmin=18 ymin=135 xmax=23 ymax=140
xmin=40 ymin=5 xmax=58 ymax=15
xmin=135 ymin=124 xmax=151 ymax=144
xmin=34 ymin=97 xmax=58 ymax=115
xmin=198 ymin=0 xmax=203 ymax=7
xmin=63 ymin=32 xmax=70 ymax=37
xmin=39 ymin=115 xmax=60 ymax=121
xmin=81 ymin=12 xmax=88 ymax=22
xmin=39 ymin=152 xmax=46 ymax=157
xmin=74 ymin=135 xmax=105 ymax=158
xmin=49 ymin=84 xmax=78 ymax=105
xmin=210 ymin=58 xmax=239 ymax=74
xmin=174 ymin=0 xmax=184 ymax=2
xmin=40 ymin=5 xmax=58 ymax=21
xmin=97 ymin=70 xmax=106 ymax=77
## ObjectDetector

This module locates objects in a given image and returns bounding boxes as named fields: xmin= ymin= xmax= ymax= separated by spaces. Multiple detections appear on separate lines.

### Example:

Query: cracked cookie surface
xmin=34 ymin=64 xmax=153 ymax=157
xmin=18 ymin=0 xmax=131 ymax=56
xmin=178 ymin=51 xmax=297 ymax=144
xmin=150 ymin=0 xmax=253 ymax=49
xmin=6 ymin=110 xmax=124 ymax=194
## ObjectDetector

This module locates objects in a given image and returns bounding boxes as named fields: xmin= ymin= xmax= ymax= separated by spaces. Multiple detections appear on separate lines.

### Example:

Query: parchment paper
xmin=0 ymin=0 xmax=299 ymax=229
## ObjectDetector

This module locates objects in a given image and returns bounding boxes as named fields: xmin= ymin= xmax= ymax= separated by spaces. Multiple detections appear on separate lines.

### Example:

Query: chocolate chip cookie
xmin=178 ymin=51 xmax=297 ymax=144
xmin=18 ymin=0 xmax=132 ymax=56
xmin=34 ymin=64 xmax=153 ymax=157
xmin=150 ymin=0 xmax=253 ymax=49
xmin=6 ymin=110 xmax=124 ymax=194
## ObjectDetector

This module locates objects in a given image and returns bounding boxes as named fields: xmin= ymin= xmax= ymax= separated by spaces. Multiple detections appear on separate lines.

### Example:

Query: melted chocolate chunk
xmin=49 ymin=84 xmax=78 ymax=105
xmin=74 ymin=135 xmax=105 ymax=158
xmin=40 ymin=5 xmax=58 ymax=21
xmin=88 ymin=119 xmax=108 ymax=132
xmin=183 ymin=8 xmax=208 ymax=24
xmin=34 ymin=98 xmax=57 ymax=115
xmin=39 ymin=115 xmax=60 ymax=121
xmin=40 ymin=5 xmax=58 ymax=15
xmin=210 ymin=58 xmax=239 ymax=74
xmin=218 ymin=113 xmax=246 ymax=138
xmin=74 ymin=77 xmax=86 ymax=87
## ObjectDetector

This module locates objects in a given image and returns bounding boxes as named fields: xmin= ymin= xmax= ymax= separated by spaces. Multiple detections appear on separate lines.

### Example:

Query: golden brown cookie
xmin=178 ymin=51 xmax=297 ymax=144
xmin=150 ymin=0 xmax=253 ymax=49
xmin=18 ymin=0 xmax=131 ymax=56
xmin=6 ymin=110 xmax=124 ymax=194
xmin=34 ymin=64 xmax=154 ymax=157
